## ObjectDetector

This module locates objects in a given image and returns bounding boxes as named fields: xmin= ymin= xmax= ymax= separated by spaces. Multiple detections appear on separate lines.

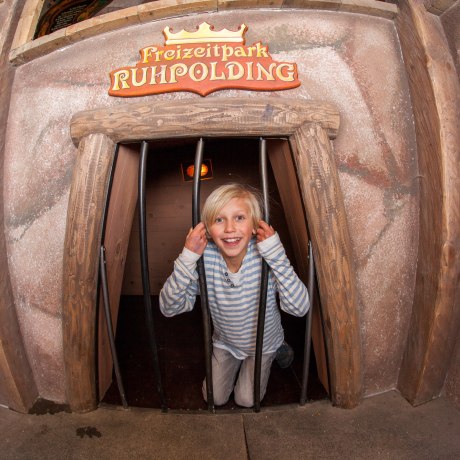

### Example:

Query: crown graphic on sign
xmin=163 ymin=22 xmax=248 ymax=45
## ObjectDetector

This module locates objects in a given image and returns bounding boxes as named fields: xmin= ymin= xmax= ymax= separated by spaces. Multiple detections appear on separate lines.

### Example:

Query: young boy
xmin=159 ymin=183 xmax=309 ymax=407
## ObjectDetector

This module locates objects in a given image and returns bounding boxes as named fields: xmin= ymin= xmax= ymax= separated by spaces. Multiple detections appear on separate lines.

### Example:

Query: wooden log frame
xmin=63 ymin=133 xmax=116 ymax=412
xmin=65 ymin=97 xmax=363 ymax=412
xmin=396 ymin=1 xmax=460 ymax=405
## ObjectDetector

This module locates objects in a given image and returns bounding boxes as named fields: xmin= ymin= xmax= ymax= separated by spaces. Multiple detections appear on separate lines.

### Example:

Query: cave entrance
xmin=98 ymin=137 xmax=329 ymax=410
xmin=63 ymin=97 xmax=362 ymax=412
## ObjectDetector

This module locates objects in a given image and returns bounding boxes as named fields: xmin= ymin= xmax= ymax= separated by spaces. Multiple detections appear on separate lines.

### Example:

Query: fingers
xmin=256 ymin=220 xmax=275 ymax=242
xmin=184 ymin=222 xmax=208 ymax=255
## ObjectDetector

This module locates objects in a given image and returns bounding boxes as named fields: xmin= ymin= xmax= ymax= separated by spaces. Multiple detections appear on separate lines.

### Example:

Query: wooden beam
xmin=70 ymin=98 xmax=340 ymax=144
xmin=62 ymin=133 xmax=116 ymax=413
xmin=396 ymin=0 xmax=460 ymax=405
xmin=292 ymin=123 xmax=362 ymax=408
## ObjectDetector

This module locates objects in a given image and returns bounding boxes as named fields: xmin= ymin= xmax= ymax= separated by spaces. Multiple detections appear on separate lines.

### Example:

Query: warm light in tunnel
xmin=182 ymin=159 xmax=213 ymax=182
xmin=186 ymin=163 xmax=209 ymax=178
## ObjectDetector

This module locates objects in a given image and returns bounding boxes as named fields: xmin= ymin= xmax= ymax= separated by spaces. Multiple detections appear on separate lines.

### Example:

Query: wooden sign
xmin=109 ymin=23 xmax=301 ymax=97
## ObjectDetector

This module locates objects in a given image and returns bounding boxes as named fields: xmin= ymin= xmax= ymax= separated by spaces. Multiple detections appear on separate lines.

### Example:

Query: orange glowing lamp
xmin=182 ymin=159 xmax=213 ymax=182
xmin=186 ymin=163 xmax=209 ymax=178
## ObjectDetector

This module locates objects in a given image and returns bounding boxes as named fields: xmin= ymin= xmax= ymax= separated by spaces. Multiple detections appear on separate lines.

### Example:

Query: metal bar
xmin=100 ymin=144 xmax=119 ymax=242
xmin=99 ymin=245 xmax=128 ymax=409
xmin=192 ymin=138 xmax=214 ymax=412
xmin=300 ymin=241 xmax=315 ymax=405
xmin=139 ymin=140 xmax=168 ymax=412
xmin=254 ymin=137 xmax=270 ymax=413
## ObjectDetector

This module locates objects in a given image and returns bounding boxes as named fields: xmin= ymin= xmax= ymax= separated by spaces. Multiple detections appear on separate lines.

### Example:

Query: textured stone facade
xmin=4 ymin=9 xmax=418 ymax=403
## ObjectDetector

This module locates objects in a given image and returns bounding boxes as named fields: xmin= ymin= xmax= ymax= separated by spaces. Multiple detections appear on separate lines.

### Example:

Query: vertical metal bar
xmin=254 ymin=137 xmax=270 ymax=412
xmin=99 ymin=245 xmax=128 ymax=409
xmin=139 ymin=140 xmax=168 ymax=412
xmin=192 ymin=138 xmax=214 ymax=412
xmin=300 ymin=241 xmax=315 ymax=405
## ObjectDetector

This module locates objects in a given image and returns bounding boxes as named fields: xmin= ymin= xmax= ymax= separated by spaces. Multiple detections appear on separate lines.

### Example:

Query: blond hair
xmin=201 ymin=183 xmax=263 ymax=232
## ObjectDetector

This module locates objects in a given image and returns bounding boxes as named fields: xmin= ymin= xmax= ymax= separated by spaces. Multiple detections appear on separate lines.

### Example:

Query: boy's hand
xmin=184 ymin=222 xmax=208 ymax=255
xmin=256 ymin=220 xmax=275 ymax=243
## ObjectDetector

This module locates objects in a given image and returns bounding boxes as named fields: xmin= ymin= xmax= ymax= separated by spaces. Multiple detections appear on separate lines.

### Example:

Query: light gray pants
xmin=202 ymin=346 xmax=277 ymax=407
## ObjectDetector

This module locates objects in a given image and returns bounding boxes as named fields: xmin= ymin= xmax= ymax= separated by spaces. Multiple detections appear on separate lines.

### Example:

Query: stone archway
xmin=63 ymin=97 xmax=362 ymax=412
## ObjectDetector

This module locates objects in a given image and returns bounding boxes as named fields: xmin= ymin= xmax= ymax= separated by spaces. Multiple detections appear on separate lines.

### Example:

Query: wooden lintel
xmin=70 ymin=98 xmax=340 ymax=145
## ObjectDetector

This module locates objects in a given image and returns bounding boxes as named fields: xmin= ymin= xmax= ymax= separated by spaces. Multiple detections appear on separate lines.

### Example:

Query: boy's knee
xmin=202 ymin=380 xmax=230 ymax=406
xmin=234 ymin=389 xmax=254 ymax=408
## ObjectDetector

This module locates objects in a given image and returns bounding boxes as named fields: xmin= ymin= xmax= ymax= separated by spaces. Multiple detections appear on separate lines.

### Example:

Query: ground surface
xmin=1 ymin=391 xmax=460 ymax=459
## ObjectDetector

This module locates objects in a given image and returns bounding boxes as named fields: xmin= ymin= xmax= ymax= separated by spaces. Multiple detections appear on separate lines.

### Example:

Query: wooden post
xmin=396 ymin=0 xmax=460 ymax=405
xmin=62 ymin=133 xmax=116 ymax=412
xmin=292 ymin=123 xmax=362 ymax=408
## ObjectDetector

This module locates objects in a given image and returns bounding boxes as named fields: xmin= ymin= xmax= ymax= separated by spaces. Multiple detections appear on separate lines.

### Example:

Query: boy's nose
xmin=224 ymin=221 xmax=235 ymax=232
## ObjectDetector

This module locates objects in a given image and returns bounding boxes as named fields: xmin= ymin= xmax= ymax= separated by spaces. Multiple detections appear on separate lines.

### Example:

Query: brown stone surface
xmin=4 ymin=10 xmax=418 ymax=402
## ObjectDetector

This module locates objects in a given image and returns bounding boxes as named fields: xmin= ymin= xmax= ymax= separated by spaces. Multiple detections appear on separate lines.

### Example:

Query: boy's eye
xmin=215 ymin=217 xmax=223 ymax=224
xmin=235 ymin=215 xmax=246 ymax=222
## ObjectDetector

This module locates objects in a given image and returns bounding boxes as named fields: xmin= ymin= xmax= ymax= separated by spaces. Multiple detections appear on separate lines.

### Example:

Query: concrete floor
xmin=1 ymin=391 xmax=459 ymax=459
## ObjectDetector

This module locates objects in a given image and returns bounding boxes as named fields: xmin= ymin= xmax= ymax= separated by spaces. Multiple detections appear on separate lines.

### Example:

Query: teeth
xmin=224 ymin=238 xmax=240 ymax=243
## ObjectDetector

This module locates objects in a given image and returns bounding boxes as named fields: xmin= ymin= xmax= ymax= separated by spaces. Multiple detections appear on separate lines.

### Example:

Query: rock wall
xmin=3 ymin=9 xmax=418 ymax=403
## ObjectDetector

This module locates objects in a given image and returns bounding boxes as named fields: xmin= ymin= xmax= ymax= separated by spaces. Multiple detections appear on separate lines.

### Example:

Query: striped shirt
xmin=159 ymin=233 xmax=309 ymax=359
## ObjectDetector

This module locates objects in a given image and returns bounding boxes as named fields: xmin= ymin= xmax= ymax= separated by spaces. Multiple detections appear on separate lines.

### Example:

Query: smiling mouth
xmin=222 ymin=237 xmax=241 ymax=245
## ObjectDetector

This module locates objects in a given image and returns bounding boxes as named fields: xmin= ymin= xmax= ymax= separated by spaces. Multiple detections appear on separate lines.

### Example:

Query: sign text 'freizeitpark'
xmin=109 ymin=23 xmax=300 ymax=97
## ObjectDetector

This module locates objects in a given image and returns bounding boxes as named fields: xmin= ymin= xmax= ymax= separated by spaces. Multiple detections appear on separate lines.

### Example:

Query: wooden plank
xmin=70 ymin=98 xmax=340 ymax=144
xmin=396 ymin=0 xmax=460 ymax=405
xmin=10 ymin=27 xmax=70 ymax=65
xmin=292 ymin=123 xmax=362 ymax=408
xmin=138 ymin=0 xmax=217 ymax=23
xmin=338 ymin=0 xmax=397 ymax=19
xmin=98 ymin=144 xmax=140 ymax=399
xmin=10 ymin=0 xmax=45 ymax=51
xmin=218 ymin=0 xmax=284 ymax=9
xmin=267 ymin=139 xmax=329 ymax=393
xmin=62 ymin=133 xmax=115 ymax=413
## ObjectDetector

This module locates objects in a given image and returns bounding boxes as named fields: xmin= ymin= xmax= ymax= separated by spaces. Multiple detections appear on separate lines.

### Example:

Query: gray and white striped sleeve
xmin=159 ymin=248 xmax=200 ymax=317
xmin=258 ymin=233 xmax=310 ymax=317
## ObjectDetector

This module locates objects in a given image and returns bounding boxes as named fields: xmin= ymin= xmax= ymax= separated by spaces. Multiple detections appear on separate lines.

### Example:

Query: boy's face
xmin=208 ymin=197 xmax=255 ymax=271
